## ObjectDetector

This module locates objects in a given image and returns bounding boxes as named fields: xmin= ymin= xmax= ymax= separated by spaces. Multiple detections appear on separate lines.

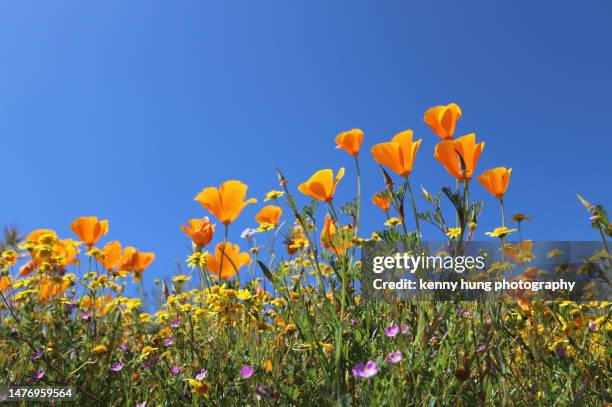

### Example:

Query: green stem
xmin=405 ymin=176 xmax=421 ymax=251
xmin=500 ymin=198 xmax=506 ymax=228
xmin=354 ymin=155 xmax=362 ymax=236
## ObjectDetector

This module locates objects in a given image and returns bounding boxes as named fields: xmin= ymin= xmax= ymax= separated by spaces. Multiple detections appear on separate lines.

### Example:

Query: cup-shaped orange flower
xmin=434 ymin=133 xmax=484 ymax=181
xmin=70 ymin=217 xmax=109 ymax=246
xmin=372 ymin=193 xmax=390 ymax=212
xmin=255 ymin=205 xmax=283 ymax=229
xmin=39 ymin=275 xmax=71 ymax=303
xmin=477 ymin=167 xmax=512 ymax=199
xmin=205 ymin=242 xmax=251 ymax=280
xmin=424 ymin=103 xmax=462 ymax=140
xmin=195 ymin=180 xmax=257 ymax=225
xmin=320 ymin=214 xmax=351 ymax=255
xmin=26 ymin=229 xmax=57 ymax=243
xmin=181 ymin=218 xmax=215 ymax=248
xmin=96 ymin=241 xmax=122 ymax=271
xmin=55 ymin=239 xmax=79 ymax=267
xmin=298 ymin=168 xmax=345 ymax=202
xmin=335 ymin=129 xmax=364 ymax=156
xmin=119 ymin=247 xmax=155 ymax=281
xmin=0 ymin=276 xmax=11 ymax=292
xmin=371 ymin=130 xmax=422 ymax=177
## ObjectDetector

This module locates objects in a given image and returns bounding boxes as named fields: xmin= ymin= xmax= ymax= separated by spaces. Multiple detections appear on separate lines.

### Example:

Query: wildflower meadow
xmin=0 ymin=103 xmax=610 ymax=406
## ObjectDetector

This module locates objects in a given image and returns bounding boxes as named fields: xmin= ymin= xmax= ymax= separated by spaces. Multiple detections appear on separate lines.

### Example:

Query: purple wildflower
xmin=118 ymin=342 xmax=128 ymax=351
xmin=240 ymin=365 xmax=254 ymax=379
xmin=400 ymin=324 xmax=409 ymax=334
xmin=136 ymin=402 xmax=147 ymax=407
xmin=555 ymin=344 xmax=567 ymax=358
xmin=164 ymin=336 xmax=174 ymax=347
xmin=384 ymin=323 xmax=399 ymax=337
xmin=477 ymin=345 xmax=486 ymax=353
xmin=387 ymin=351 xmax=403 ymax=363
xmin=588 ymin=321 xmax=596 ymax=331
xmin=352 ymin=361 xmax=378 ymax=378
xmin=31 ymin=367 xmax=46 ymax=381
xmin=195 ymin=369 xmax=207 ymax=381
xmin=81 ymin=311 xmax=91 ymax=321
xmin=65 ymin=302 xmax=77 ymax=312
xmin=171 ymin=317 xmax=180 ymax=328
xmin=171 ymin=365 xmax=180 ymax=376
xmin=0 ymin=394 xmax=6 ymax=402
xmin=32 ymin=348 xmax=44 ymax=361
xmin=351 ymin=319 xmax=357 ymax=326
xmin=111 ymin=360 xmax=124 ymax=372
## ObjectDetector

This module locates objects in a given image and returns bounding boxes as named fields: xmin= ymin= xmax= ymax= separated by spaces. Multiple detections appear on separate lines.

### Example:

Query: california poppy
xmin=371 ymin=130 xmax=422 ymax=177
xmin=27 ymin=229 xmax=57 ymax=243
xmin=434 ymin=133 xmax=484 ymax=181
xmin=39 ymin=275 xmax=71 ymax=303
xmin=335 ymin=129 xmax=364 ymax=156
xmin=372 ymin=193 xmax=390 ymax=212
xmin=119 ymin=247 xmax=155 ymax=281
xmin=320 ymin=214 xmax=351 ymax=255
xmin=477 ymin=167 xmax=512 ymax=199
xmin=423 ymin=103 xmax=462 ymax=140
xmin=181 ymin=218 xmax=215 ymax=248
xmin=0 ymin=276 xmax=11 ymax=292
xmin=205 ymin=242 xmax=250 ymax=280
xmin=70 ymin=217 xmax=109 ymax=246
xmin=54 ymin=239 xmax=79 ymax=267
xmin=97 ymin=241 xmax=122 ymax=271
xmin=255 ymin=205 xmax=283 ymax=229
xmin=195 ymin=180 xmax=257 ymax=225
xmin=298 ymin=168 xmax=345 ymax=202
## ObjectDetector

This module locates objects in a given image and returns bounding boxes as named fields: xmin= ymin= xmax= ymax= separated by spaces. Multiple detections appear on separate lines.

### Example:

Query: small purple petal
xmin=164 ymin=336 xmax=174 ymax=347
xmin=195 ymin=368 xmax=207 ymax=381
xmin=32 ymin=348 xmax=44 ymax=361
xmin=171 ymin=365 xmax=180 ymax=376
xmin=31 ymin=367 xmax=46 ymax=381
xmin=400 ymin=324 xmax=409 ymax=334
xmin=352 ymin=361 xmax=378 ymax=378
xmin=171 ymin=317 xmax=180 ymax=328
xmin=118 ymin=342 xmax=128 ymax=351
xmin=588 ymin=321 xmax=596 ymax=331
xmin=111 ymin=360 xmax=124 ymax=372
xmin=136 ymin=402 xmax=147 ymax=407
xmin=384 ymin=324 xmax=399 ymax=337
xmin=240 ymin=365 xmax=254 ymax=379
xmin=387 ymin=351 xmax=403 ymax=363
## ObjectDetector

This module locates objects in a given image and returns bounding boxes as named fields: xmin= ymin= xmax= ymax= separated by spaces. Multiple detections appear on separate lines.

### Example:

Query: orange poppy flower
xmin=195 ymin=180 xmax=257 ymax=225
xmin=298 ymin=168 xmax=345 ymax=202
xmin=255 ymin=205 xmax=283 ymax=228
xmin=26 ymin=229 xmax=57 ymax=243
xmin=335 ymin=129 xmax=364 ymax=156
xmin=370 ymin=130 xmax=422 ymax=177
xmin=423 ymin=103 xmax=462 ymax=140
xmin=54 ymin=239 xmax=79 ymax=267
xmin=372 ymin=193 xmax=390 ymax=212
xmin=477 ymin=167 xmax=512 ymax=199
xmin=19 ymin=261 xmax=35 ymax=277
xmin=96 ymin=241 xmax=123 ymax=271
xmin=320 ymin=214 xmax=351 ymax=255
xmin=180 ymin=218 xmax=215 ymax=248
xmin=434 ymin=133 xmax=484 ymax=181
xmin=205 ymin=242 xmax=250 ymax=280
xmin=39 ymin=275 xmax=71 ymax=303
xmin=119 ymin=247 xmax=155 ymax=281
xmin=0 ymin=276 xmax=11 ymax=292
xmin=70 ymin=217 xmax=109 ymax=246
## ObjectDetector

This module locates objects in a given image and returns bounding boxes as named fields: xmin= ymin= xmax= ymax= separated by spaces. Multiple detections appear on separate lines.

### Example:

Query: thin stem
xmin=405 ymin=176 xmax=421 ymax=251
xmin=354 ymin=155 xmax=361 ymax=236
xmin=500 ymin=198 xmax=506 ymax=228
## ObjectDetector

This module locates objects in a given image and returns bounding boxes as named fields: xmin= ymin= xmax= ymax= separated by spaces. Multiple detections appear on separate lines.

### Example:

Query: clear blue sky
xmin=1 ymin=1 xmax=610 ymax=286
